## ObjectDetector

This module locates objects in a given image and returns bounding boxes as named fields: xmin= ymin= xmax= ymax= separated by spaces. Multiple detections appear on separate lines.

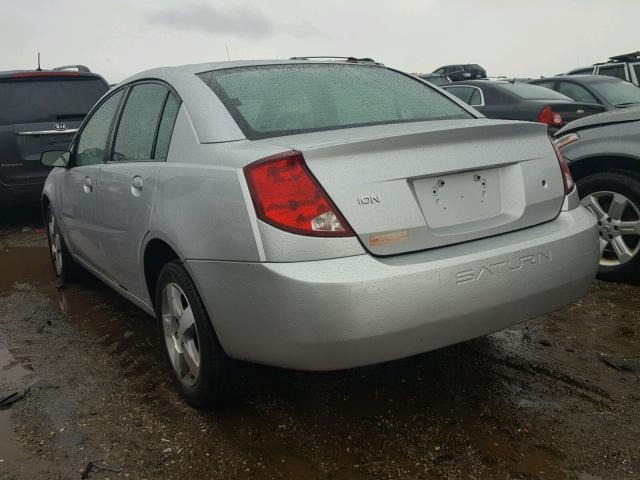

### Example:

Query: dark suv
xmin=432 ymin=64 xmax=487 ymax=82
xmin=0 ymin=66 xmax=108 ymax=207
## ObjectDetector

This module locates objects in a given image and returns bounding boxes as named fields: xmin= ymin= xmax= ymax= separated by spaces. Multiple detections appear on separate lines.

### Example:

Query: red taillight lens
xmin=550 ymin=136 xmax=575 ymax=194
xmin=538 ymin=106 xmax=564 ymax=127
xmin=244 ymin=151 xmax=354 ymax=237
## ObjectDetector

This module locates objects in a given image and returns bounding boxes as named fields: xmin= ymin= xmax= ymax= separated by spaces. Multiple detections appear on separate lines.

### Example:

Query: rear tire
xmin=577 ymin=171 xmax=640 ymax=283
xmin=45 ymin=205 xmax=81 ymax=282
xmin=154 ymin=260 xmax=235 ymax=408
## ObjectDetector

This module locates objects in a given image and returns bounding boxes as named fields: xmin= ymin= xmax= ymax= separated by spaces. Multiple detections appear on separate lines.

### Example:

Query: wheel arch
xmin=41 ymin=194 xmax=51 ymax=225
xmin=569 ymin=155 xmax=640 ymax=181
xmin=142 ymin=236 xmax=182 ymax=308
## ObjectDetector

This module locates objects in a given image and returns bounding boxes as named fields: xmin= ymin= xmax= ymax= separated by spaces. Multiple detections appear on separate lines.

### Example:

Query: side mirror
xmin=41 ymin=150 xmax=70 ymax=168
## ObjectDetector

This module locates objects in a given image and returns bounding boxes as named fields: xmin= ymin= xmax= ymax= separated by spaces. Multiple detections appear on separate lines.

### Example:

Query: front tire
xmin=154 ymin=261 xmax=234 ymax=408
xmin=578 ymin=172 xmax=640 ymax=283
xmin=44 ymin=205 xmax=81 ymax=282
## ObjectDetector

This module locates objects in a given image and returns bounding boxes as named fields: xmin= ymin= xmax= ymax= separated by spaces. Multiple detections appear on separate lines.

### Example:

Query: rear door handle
xmin=83 ymin=176 xmax=93 ymax=193
xmin=131 ymin=175 xmax=143 ymax=196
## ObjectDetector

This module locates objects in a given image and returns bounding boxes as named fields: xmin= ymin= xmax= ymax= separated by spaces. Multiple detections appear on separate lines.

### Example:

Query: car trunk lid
xmin=266 ymin=119 xmax=565 ymax=256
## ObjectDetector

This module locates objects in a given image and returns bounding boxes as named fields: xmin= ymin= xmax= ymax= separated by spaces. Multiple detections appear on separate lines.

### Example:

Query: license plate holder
xmin=413 ymin=169 xmax=502 ymax=228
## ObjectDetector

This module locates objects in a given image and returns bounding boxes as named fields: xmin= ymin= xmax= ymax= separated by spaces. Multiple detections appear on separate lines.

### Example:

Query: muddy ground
xmin=0 ymin=208 xmax=638 ymax=480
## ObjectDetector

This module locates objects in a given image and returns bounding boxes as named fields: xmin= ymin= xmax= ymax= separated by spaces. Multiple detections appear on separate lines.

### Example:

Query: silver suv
xmin=40 ymin=59 xmax=599 ymax=407
xmin=567 ymin=51 xmax=640 ymax=86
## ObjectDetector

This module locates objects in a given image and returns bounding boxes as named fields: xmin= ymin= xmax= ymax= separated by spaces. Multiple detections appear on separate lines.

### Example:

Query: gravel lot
xmin=1 ymin=208 xmax=638 ymax=480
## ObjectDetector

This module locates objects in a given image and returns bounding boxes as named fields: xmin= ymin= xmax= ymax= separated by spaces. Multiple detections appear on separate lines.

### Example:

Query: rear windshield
xmin=198 ymin=64 xmax=473 ymax=139
xmin=590 ymin=79 xmax=640 ymax=106
xmin=0 ymin=77 xmax=108 ymax=125
xmin=500 ymin=83 xmax=572 ymax=101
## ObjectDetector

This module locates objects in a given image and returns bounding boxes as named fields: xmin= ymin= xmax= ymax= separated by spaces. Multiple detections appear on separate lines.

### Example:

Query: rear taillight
xmin=550 ymin=136 xmax=575 ymax=194
xmin=244 ymin=151 xmax=354 ymax=237
xmin=538 ymin=106 xmax=564 ymax=127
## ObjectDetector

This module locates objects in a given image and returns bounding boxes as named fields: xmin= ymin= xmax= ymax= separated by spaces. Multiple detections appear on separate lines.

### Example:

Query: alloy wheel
xmin=161 ymin=283 xmax=201 ymax=387
xmin=581 ymin=191 xmax=640 ymax=267
xmin=48 ymin=213 xmax=63 ymax=275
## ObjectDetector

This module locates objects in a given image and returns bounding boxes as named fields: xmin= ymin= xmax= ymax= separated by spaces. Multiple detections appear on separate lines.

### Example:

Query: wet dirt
xmin=0 ymin=209 xmax=639 ymax=479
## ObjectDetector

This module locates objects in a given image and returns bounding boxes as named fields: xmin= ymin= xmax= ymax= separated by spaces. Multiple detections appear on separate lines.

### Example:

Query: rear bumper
xmin=0 ymin=179 xmax=44 ymax=207
xmin=187 ymin=206 xmax=599 ymax=371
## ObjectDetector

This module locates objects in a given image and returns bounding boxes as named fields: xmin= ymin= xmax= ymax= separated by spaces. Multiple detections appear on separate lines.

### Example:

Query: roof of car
xmin=539 ymin=75 xmax=624 ymax=83
xmin=117 ymin=59 xmax=397 ymax=144
xmin=123 ymin=59 xmax=381 ymax=82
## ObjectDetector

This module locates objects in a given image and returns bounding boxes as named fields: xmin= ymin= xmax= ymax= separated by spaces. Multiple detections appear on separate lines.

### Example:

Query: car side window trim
xmin=442 ymin=85 xmax=485 ymax=107
xmin=104 ymin=79 xmax=182 ymax=164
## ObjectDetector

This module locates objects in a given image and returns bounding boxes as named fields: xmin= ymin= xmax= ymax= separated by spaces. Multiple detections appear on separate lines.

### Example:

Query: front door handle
xmin=131 ymin=175 xmax=143 ymax=196
xmin=83 ymin=176 xmax=93 ymax=193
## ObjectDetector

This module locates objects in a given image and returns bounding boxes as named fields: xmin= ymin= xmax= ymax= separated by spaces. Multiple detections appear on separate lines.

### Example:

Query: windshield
xmin=0 ymin=77 xmax=108 ymax=125
xmin=198 ymin=64 xmax=473 ymax=140
xmin=501 ymin=83 xmax=573 ymax=101
xmin=590 ymin=79 xmax=640 ymax=106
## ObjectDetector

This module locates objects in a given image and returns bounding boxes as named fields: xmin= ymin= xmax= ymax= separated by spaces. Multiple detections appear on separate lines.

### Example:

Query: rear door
xmin=60 ymin=89 xmax=125 ymax=267
xmin=95 ymin=83 xmax=180 ymax=298
xmin=0 ymin=74 xmax=107 ymax=189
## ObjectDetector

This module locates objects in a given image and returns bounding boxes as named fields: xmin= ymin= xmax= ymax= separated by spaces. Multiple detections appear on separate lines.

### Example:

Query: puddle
xmin=0 ymin=347 xmax=33 ymax=463
xmin=54 ymin=280 xmax=163 ymax=387
xmin=0 ymin=246 xmax=53 ymax=292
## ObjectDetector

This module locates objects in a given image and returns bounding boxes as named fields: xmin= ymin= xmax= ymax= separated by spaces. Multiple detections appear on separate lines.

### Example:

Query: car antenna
xmin=36 ymin=51 xmax=42 ymax=71
xmin=225 ymin=45 xmax=231 ymax=61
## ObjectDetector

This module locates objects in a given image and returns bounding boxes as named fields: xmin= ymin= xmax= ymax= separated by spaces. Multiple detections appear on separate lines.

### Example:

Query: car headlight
xmin=554 ymin=132 xmax=580 ymax=149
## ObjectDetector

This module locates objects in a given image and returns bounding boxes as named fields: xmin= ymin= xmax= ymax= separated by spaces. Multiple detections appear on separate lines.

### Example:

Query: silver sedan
xmin=40 ymin=59 xmax=599 ymax=407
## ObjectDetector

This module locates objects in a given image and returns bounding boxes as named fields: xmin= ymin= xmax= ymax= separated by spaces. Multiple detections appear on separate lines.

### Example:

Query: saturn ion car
xmin=40 ymin=59 xmax=599 ymax=407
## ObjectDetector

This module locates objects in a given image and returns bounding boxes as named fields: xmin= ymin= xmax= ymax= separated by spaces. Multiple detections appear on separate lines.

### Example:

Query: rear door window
xmin=597 ymin=64 xmax=628 ymax=81
xmin=0 ymin=76 xmax=108 ymax=125
xmin=557 ymin=82 xmax=598 ymax=103
xmin=533 ymin=80 xmax=556 ymax=90
xmin=112 ymin=84 xmax=169 ymax=162
xmin=198 ymin=64 xmax=472 ymax=140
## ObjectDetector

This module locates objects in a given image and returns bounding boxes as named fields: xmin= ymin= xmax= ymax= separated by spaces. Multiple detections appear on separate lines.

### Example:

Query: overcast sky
xmin=2 ymin=0 xmax=639 ymax=83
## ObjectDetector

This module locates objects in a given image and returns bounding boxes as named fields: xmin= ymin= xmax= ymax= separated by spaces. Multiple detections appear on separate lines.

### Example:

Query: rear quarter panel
xmin=148 ymin=107 xmax=263 ymax=262
xmin=561 ymin=121 xmax=640 ymax=163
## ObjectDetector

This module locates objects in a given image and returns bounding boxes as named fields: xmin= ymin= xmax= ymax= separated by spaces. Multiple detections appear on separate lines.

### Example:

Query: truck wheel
xmin=578 ymin=172 xmax=640 ymax=283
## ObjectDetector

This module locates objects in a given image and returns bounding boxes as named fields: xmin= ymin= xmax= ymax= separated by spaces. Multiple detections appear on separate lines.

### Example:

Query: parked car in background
xmin=416 ymin=72 xmax=452 ymax=86
xmin=443 ymin=80 xmax=605 ymax=132
xmin=555 ymin=107 xmax=640 ymax=282
xmin=41 ymin=59 xmax=598 ymax=408
xmin=530 ymin=75 xmax=640 ymax=110
xmin=567 ymin=51 xmax=640 ymax=86
xmin=0 ymin=65 xmax=108 ymax=207
xmin=433 ymin=64 xmax=487 ymax=82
